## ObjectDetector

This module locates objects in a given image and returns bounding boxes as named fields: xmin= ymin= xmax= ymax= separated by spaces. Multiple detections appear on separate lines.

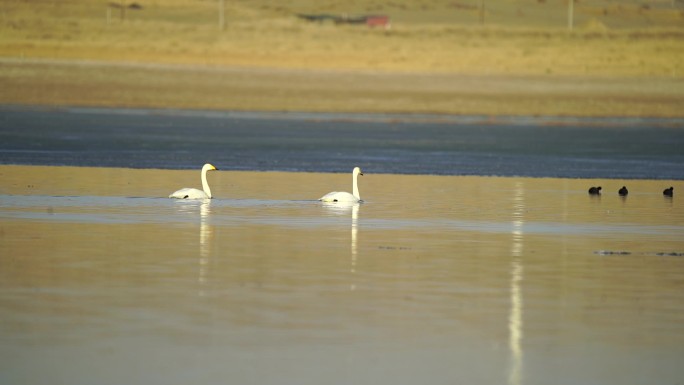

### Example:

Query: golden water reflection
xmin=1 ymin=166 xmax=683 ymax=385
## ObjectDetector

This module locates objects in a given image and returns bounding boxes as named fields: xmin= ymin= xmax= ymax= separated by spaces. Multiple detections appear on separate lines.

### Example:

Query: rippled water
xmin=2 ymin=106 xmax=684 ymax=179
xmin=1 ymin=166 xmax=683 ymax=385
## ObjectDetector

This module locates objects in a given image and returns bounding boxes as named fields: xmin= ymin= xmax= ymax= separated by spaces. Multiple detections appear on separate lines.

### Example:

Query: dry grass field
xmin=1 ymin=0 xmax=684 ymax=116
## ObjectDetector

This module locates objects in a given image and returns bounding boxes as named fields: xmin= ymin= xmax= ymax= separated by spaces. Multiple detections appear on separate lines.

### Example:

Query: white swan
xmin=169 ymin=163 xmax=218 ymax=199
xmin=319 ymin=167 xmax=363 ymax=203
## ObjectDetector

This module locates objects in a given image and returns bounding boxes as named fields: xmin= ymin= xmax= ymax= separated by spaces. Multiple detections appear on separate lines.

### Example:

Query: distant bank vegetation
xmin=1 ymin=0 xmax=683 ymax=77
xmin=4 ymin=0 xmax=683 ymax=29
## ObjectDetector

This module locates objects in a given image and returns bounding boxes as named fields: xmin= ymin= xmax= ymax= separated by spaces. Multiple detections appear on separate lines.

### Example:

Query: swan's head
xmin=202 ymin=163 xmax=218 ymax=172
xmin=353 ymin=167 xmax=363 ymax=176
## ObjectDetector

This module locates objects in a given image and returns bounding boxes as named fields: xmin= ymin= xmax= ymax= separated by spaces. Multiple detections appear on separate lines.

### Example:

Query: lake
xmin=1 ymin=105 xmax=684 ymax=384
xmin=1 ymin=165 xmax=683 ymax=385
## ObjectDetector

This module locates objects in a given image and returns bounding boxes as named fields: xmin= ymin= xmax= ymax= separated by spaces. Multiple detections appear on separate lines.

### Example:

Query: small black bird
xmin=618 ymin=186 xmax=628 ymax=196
xmin=663 ymin=186 xmax=674 ymax=197
xmin=588 ymin=186 xmax=602 ymax=195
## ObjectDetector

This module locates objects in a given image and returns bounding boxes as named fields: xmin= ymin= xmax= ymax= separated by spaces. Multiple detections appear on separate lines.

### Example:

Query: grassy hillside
xmin=2 ymin=0 xmax=683 ymax=76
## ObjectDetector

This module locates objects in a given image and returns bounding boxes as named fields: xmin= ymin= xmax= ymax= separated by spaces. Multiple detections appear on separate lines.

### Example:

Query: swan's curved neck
xmin=201 ymin=168 xmax=212 ymax=198
xmin=352 ymin=171 xmax=360 ymax=200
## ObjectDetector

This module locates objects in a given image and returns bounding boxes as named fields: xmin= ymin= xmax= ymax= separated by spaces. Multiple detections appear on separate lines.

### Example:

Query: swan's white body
xmin=319 ymin=167 xmax=363 ymax=203
xmin=169 ymin=163 xmax=218 ymax=199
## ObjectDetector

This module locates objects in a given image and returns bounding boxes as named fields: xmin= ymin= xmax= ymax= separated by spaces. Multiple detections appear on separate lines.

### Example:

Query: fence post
xmin=120 ymin=0 xmax=126 ymax=21
xmin=219 ymin=0 xmax=225 ymax=30
xmin=479 ymin=0 xmax=485 ymax=25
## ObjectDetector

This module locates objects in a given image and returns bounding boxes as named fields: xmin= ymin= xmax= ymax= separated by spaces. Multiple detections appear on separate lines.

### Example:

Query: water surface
xmin=2 ymin=106 xmax=683 ymax=178
xmin=1 ymin=166 xmax=683 ymax=385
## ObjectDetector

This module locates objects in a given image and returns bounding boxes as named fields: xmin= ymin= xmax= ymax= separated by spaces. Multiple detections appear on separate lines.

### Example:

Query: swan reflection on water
xmin=321 ymin=201 xmax=360 ymax=291
xmin=172 ymin=199 xmax=213 ymax=296
xmin=509 ymin=181 xmax=525 ymax=385
xmin=199 ymin=199 xmax=212 ymax=294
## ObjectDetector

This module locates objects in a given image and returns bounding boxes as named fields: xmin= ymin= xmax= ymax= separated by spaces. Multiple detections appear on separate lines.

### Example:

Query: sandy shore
xmin=2 ymin=58 xmax=683 ymax=117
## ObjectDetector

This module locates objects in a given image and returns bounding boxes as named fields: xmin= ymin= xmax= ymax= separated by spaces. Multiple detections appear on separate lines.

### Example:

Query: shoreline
xmin=3 ymin=103 xmax=684 ymax=126
xmin=2 ymin=58 xmax=684 ymax=118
